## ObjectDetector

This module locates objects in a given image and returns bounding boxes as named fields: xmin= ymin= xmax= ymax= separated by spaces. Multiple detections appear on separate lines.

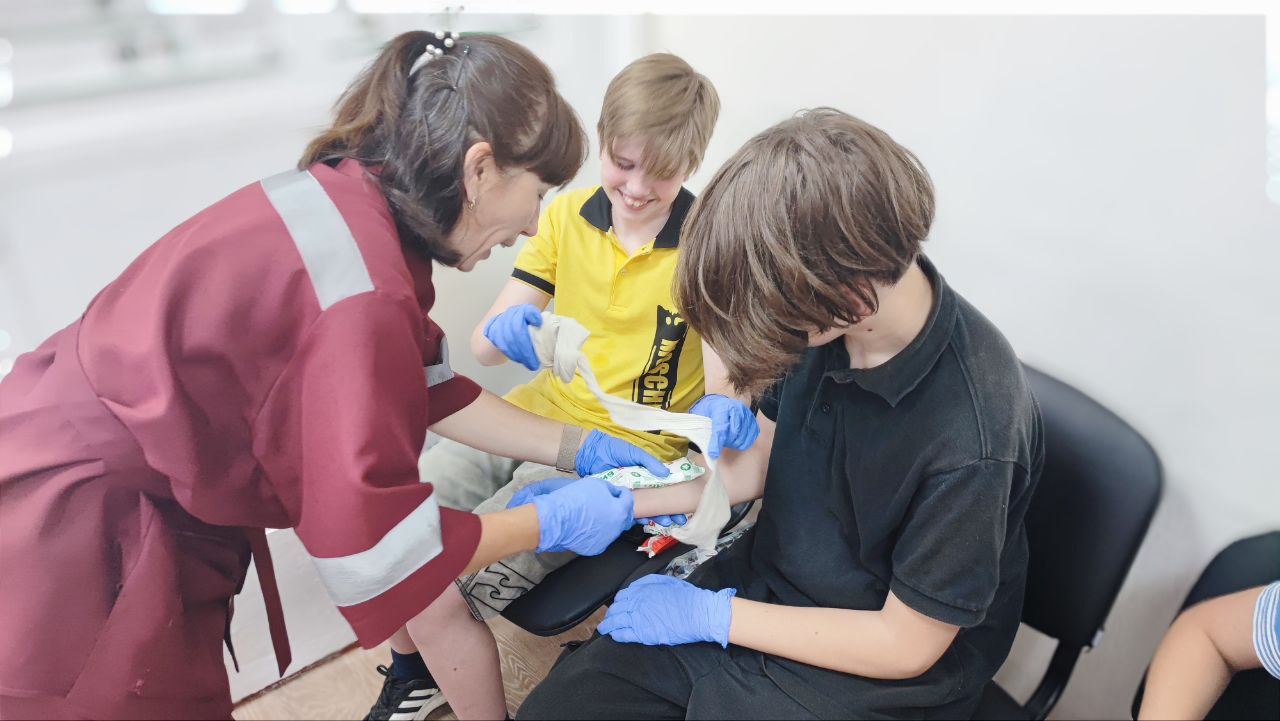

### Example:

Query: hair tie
xmin=408 ymin=30 xmax=460 ymax=76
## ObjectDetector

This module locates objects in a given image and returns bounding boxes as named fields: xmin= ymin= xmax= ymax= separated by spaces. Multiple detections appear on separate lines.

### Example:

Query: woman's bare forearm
xmin=429 ymin=390 xmax=572 ymax=468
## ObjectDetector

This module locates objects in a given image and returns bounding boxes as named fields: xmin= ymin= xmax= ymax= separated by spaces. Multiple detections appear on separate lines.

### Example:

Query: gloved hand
xmin=482 ymin=304 xmax=544 ymax=371
xmin=507 ymin=476 xmax=577 ymax=511
xmin=636 ymin=514 xmax=687 ymax=528
xmin=598 ymin=574 xmax=737 ymax=647
xmin=576 ymin=430 xmax=670 ymax=479
xmin=689 ymin=394 xmax=759 ymax=459
xmin=526 ymin=477 xmax=634 ymax=555
xmin=509 ymin=478 xmax=685 ymax=529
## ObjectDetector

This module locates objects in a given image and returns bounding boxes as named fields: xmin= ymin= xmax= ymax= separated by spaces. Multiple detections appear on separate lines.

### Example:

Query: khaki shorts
xmin=420 ymin=438 xmax=578 ymax=621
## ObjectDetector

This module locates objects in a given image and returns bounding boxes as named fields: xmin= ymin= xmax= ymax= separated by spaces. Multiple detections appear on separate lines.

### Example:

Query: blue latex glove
xmin=575 ymin=429 xmax=670 ymax=479
xmin=509 ymin=478 xmax=685 ymax=529
xmin=637 ymin=514 xmax=687 ymax=527
xmin=527 ymin=478 xmax=634 ymax=555
xmin=483 ymin=304 xmax=544 ymax=371
xmin=507 ymin=476 xmax=577 ymax=511
xmin=689 ymin=394 xmax=760 ymax=459
xmin=598 ymin=574 xmax=737 ymax=647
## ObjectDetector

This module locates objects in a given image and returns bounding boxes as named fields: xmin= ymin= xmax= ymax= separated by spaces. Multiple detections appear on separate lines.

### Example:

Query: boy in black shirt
xmin=518 ymin=108 xmax=1044 ymax=720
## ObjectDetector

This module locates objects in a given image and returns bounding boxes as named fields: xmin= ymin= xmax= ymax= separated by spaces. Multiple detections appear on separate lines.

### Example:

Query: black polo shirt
xmin=694 ymin=256 xmax=1044 ymax=719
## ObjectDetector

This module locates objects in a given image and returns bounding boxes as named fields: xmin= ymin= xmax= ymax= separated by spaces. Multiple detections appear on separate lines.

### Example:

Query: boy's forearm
xmin=727 ymin=593 xmax=957 ymax=680
xmin=1138 ymin=587 xmax=1265 ymax=720
xmin=633 ymin=417 xmax=774 ymax=518
xmin=633 ymin=478 xmax=708 ymax=519
xmin=1138 ymin=617 xmax=1235 ymax=720
xmin=728 ymin=601 xmax=915 ymax=679
xmin=469 ymin=323 xmax=507 ymax=366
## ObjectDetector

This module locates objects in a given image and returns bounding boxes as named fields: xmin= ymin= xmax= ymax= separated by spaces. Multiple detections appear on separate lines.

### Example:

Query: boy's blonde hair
xmin=598 ymin=53 xmax=720 ymax=180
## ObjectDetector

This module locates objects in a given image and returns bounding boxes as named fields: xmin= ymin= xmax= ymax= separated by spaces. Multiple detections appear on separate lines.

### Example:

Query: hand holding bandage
xmin=575 ymin=429 xmax=670 ymax=478
xmin=689 ymin=394 xmax=759 ymax=459
xmin=483 ymin=303 xmax=544 ymax=371
xmin=525 ymin=312 xmax=733 ymax=553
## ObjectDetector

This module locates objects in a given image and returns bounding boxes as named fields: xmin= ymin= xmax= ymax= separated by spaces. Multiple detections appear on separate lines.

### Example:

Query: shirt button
xmin=821 ymin=402 xmax=832 ymax=414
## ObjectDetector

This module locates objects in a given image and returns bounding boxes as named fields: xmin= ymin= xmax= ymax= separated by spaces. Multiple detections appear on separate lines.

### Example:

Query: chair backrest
xmin=1021 ymin=366 xmax=1163 ymax=649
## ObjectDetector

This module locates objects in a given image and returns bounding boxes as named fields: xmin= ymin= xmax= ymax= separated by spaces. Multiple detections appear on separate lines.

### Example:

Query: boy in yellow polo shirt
xmin=364 ymin=55 xmax=757 ymax=721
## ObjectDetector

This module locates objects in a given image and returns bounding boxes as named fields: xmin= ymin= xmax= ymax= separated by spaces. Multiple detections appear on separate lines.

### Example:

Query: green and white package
xmin=595 ymin=458 xmax=705 ymax=490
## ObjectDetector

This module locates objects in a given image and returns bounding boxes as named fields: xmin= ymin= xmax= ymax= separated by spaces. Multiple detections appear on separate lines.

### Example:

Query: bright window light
xmin=275 ymin=0 xmax=339 ymax=12
xmin=0 ymin=68 xmax=11 ymax=108
xmin=0 ymin=38 xmax=13 ymax=65
xmin=0 ymin=329 xmax=11 ymax=353
xmin=146 ymin=0 xmax=250 ymax=14
xmin=0 ymin=127 xmax=12 ymax=159
xmin=347 ymin=0 xmax=438 ymax=13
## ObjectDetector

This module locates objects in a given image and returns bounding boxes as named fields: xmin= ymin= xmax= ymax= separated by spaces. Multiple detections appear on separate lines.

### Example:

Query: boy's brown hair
xmin=598 ymin=53 xmax=719 ymax=180
xmin=675 ymin=107 xmax=935 ymax=397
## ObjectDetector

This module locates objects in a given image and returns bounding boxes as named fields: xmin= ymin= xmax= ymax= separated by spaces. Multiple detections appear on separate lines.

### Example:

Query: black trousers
xmin=516 ymin=634 xmax=817 ymax=720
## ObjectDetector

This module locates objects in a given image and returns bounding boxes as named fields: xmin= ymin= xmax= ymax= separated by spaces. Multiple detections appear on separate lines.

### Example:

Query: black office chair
xmin=502 ymin=500 xmax=755 ymax=636
xmin=972 ymin=366 xmax=1164 ymax=720
xmin=1130 ymin=532 xmax=1280 ymax=720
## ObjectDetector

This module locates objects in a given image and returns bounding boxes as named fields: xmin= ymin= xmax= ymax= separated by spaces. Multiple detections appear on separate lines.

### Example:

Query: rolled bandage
xmin=528 ymin=312 xmax=732 ymax=553
xmin=596 ymin=458 xmax=705 ymax=491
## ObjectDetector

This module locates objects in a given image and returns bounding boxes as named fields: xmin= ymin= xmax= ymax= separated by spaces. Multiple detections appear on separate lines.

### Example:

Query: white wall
xmin=647 ymin=14 xmax=1280 ymax=719
xmin=2 ymin=12 xmax=1278 ymax=718
xmin=0 ymin=12 xmax=641 ymax=395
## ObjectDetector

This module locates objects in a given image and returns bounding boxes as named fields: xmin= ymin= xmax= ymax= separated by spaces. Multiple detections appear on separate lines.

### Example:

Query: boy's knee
xmin=419 ymin=582 xmax=477 ymax=625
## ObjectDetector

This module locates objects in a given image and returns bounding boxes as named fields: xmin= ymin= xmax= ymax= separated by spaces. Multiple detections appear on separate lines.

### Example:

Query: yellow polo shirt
xmin=503 ymin=185 xmax=705 ymax=462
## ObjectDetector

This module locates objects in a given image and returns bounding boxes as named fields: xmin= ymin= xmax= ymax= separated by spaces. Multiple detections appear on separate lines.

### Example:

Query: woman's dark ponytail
xmin=301 ymin=32 xmax=587 ymax=261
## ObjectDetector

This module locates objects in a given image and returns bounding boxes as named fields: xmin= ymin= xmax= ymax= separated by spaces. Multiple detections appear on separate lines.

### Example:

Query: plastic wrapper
xmin=596 ymin=458 xmax=705 ymax=490
xmin=663 ymin=524 xmax=755 ymax=580
xmin=637 ymin=534 xmax=680 ymax=558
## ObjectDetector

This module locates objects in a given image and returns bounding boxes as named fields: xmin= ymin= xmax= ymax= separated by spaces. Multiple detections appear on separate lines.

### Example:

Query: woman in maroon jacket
xmin=0 ymin=32 xmax=660 ymax=720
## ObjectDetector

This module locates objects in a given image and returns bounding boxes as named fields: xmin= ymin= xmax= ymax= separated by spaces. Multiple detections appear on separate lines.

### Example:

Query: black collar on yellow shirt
xmin=578 ymin=186 xmax=696 ymax=249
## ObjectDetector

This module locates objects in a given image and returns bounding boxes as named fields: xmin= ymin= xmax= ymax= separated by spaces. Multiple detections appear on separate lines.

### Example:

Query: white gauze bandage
xmin=528 ymin=312 xmax=730 ymax=553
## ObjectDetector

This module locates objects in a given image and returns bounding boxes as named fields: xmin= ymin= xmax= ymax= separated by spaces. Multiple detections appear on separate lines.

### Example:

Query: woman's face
xmin=445 ymin=144 xmax=553 ymax=272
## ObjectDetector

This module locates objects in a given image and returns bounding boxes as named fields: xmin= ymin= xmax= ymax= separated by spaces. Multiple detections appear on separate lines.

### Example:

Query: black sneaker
xmin=364 ymin=664 xmax=448 ymax=721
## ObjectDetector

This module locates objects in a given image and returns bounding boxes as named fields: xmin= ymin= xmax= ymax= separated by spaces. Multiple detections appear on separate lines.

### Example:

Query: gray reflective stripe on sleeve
xmin=261 ymin=169 xmax=374 ymax=310
xmin=309 ymin=493 xmax=445 ymax=607
xmin=425 ymin=336 xmax=455 ymax=388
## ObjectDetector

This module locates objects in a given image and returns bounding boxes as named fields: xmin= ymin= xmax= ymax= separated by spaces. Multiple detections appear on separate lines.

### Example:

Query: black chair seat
xmin=974 ymin=683 xmax=1029 ymax=721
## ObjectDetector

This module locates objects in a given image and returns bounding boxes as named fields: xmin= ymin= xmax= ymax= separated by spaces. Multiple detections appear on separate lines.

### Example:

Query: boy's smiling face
xmin=601 ymin=139 xmax=686 ymax=226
